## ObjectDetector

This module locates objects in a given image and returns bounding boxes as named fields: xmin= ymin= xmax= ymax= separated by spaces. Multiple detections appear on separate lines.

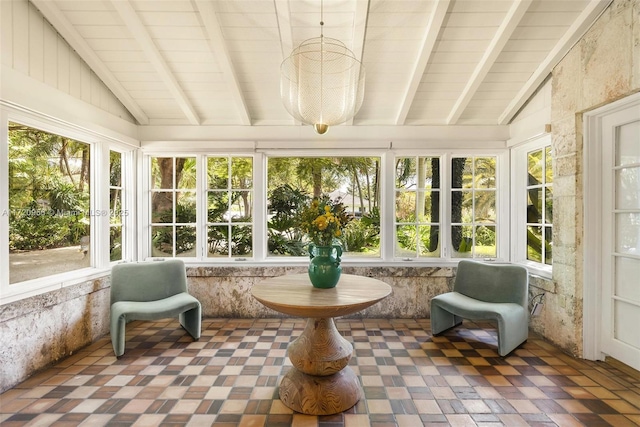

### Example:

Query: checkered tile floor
xmin=2 ymin=318 xmax=640 ymax=426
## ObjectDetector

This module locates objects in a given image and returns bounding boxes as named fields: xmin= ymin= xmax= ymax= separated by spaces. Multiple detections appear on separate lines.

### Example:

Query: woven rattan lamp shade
xmin=280 ymin=36 xmax=365 ymax=135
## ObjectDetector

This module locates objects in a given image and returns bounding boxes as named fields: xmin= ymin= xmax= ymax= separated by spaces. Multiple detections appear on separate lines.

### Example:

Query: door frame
xmin=583 ymin=91 xmax=640 ymax=361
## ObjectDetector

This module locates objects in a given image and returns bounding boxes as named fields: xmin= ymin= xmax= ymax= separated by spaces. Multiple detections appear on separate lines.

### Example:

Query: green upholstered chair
xmin=110 ymin=259 xmax=201 ymax=357
xmin=430 ymin=260 xmax=529 ymax=356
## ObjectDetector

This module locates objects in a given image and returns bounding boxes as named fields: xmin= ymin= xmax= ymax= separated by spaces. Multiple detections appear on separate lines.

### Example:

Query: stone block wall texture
xmin=0 ymin=277 xmax=111 ymax=393
xmin=543 ymin=0 xmax=640 ymax=356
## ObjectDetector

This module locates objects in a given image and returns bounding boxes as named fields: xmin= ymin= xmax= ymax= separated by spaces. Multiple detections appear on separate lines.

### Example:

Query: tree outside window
xmin=526 ymin=147 xmax=553 ymax=265
xmin=207 ymin=156 xmax=253 ymax=258
xmin=109 ymin=151 xmax=124 ymax=261
xmin=267 ymin=157 xmax=381 ymax=257
xmin=451 ymin=156 xmax=497 ymax=258
xmin=8 ymin=122 xmax=91 ymax=283
xmin=395 ymin=157 xmax=441 ymax=258
xmin=150 ymin=157 xmax=196 ymax=257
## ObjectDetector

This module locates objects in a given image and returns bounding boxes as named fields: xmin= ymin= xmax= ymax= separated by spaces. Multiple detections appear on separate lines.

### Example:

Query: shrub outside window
xmin=266 ymin=156 xmax=381 ymax=257
xmin=207 ymin=156 xmax=253 ymax=258
xmin=7 ymin=122 xmax=92 ymax=284
xmin=150 ymin=157 xmax=197 ymax=257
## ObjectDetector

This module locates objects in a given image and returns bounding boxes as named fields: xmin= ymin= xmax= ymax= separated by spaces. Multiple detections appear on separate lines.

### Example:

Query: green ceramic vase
xmin=308 ymin=243 xmax=342 ymax=289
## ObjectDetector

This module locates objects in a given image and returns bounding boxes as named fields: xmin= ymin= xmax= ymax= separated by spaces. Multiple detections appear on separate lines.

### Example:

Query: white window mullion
xmin=440 ymin=152 xmax=452 ymax=259
xmin=0 ymin=110 xmax=9 ymax=291
xmin=254 ymin=152 xmax=267 ymax=261
xmin=381 ymin=151 xmax=395 ymax=261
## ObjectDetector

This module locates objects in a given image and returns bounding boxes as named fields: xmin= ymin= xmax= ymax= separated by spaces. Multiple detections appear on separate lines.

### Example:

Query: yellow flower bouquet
xmin=299 ymin=196 xmax=351 ymax=247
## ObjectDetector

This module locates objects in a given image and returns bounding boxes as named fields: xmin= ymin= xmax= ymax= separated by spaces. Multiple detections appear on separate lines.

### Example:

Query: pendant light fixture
xmin=280 ymin=0 xmax=365 ymax=135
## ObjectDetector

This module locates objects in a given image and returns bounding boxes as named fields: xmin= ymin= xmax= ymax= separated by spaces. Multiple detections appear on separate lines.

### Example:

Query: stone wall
xmin=0 ymin=277 xmax=111 ymax=393
xmin=187 ymin=265 xmax=454 ymax=319
xmin=541 ymin=0 xmax=640 ymax=356
xmin=0 ymin=265 xmax=455 ymax=393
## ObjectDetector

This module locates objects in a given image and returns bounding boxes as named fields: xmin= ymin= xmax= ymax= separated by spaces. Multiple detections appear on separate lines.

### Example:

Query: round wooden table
xmin=251 ymin=273 xmax=392 ymax=415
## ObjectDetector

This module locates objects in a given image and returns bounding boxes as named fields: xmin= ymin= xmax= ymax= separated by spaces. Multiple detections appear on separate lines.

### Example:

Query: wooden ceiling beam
xmin=31 ymin=0 xmax=149 ymax=125
xmin=111 ymin=0 xmax=200 ymax=125
xmin=498 ymin=0 xmax=613 ymax=125
xmin=346 ymin=0 xmax=369 ymax=126
xmin=192 ymin=0 xmax=252 ymax=126
xmin=395 ymin=0 xmax=451 ymax=125
xmin=446 ymin=0 xmax=532 ymax=125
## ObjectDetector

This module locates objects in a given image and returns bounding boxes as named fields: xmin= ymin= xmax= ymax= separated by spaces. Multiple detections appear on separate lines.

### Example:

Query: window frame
xmin=140 ymin=149 xmax=509 ymax=265
xmin=0 ymin=106 xmax=135 ymax=304
xmin=510 ymin=135 xmax=553 ymax=278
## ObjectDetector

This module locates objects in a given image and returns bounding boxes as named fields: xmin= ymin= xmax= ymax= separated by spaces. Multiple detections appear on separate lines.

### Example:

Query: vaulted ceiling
xmin=32 ymin=0 xmax=610 ymax=129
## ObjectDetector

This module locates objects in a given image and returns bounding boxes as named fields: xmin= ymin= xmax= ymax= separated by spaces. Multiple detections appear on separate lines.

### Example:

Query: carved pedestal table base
xmin=251 ymin=274 xmax=392 ymax=415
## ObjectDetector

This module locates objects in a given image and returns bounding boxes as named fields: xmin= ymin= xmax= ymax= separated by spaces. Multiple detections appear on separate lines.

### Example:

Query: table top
xmin=251 ymin=273 xmax=392 ymax=318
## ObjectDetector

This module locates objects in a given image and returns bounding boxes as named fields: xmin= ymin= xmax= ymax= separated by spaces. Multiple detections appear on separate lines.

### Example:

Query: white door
xmin=600 ymin=105 xmax=640 ymax=371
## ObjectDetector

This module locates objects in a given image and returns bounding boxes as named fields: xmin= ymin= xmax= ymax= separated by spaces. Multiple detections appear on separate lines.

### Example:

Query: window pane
xmin=544 ymin=226 xmax=553 ymax=265
xmin=231 ymin=157 xmax=253 ymax=189
xmin=475 ymin=225 xmax=496 ymax=257
xmin=208 ymin=192 xmax=229 ymax=223
xmin=152 ymin=158 xmax=173 ymax=189
xmin=545 ymin=146 xmax=553 ymax=183
xmin=474 ymin=190 xmax=495 ymax=222
xmin=110 ymin=189 xmax=122 ymax=226
xmin=110 ymin=226 xmax=122 ymax=262
xmin=452 ymin=158 xmax=472 ymax=189
xmin=176 ymin=191 xmax=196 ymax=223
xmin=208 ymin=157 xmax=228 ymax=189
xmin=208 ymin=225 xmax=229 ymax=257
xmin=451 ymin=225 xmax=473 ymax=258
xmin=418 ymin=226 xmax=439 ymax=257
xmin=475 ymin=157 xmax=496 ymax=188
xmin=267 ymin=156 xmax=381 ymax=256
xmin=175 ymin=226 xmax=196 ymax=257
xmin=527 ymin=188 xmax=543 ymax=223
xmin=396 ymin=191 xmax=415 ymax=222
xmin=110 ymin=151 xmax=122 ymax=187
xmin=151 ymin=226 xmax=173 ymax=257
xmin=528 ymin=149 xmax=543 ymax=183
xmin=617 ymin=167 xmax=640 ymax=210
xmin=176 ymin=158 xmax=196 ymax=189
xmin=231 ymin=225 xmax=252 ymax=256
xmin=151 ymin=192 xmax=173 ymax=223
xmin=8 ymin=122 xmax=91 ymax=284
xmin=396 ymin=225 xmax=417 ymax=257
xmin=420 ymin=191 xmax=439 ymax=222
xmin=616 ymin=213 xmax=640 ymax=254
xmin=231 ymin=191 xmax=252 ymax=221
xmin=527 ymin=226 xmax=543 ymax=262
xmin=544 ymin=187 xmax=553 ymax=221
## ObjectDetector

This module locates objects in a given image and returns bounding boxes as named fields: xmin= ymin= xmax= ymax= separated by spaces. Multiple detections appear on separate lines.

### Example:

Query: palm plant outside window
xmin=451 ymin=156 xmax=497 ymax=258
xmin=395 ymin=157 xmax=441 ymax=258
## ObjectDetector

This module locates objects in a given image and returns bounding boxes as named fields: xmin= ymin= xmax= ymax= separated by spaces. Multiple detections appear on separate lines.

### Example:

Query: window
xmin=526 ymin=146 xmax=553 ymax=265
xmin=142 ymin=151 xmax=507 ymax=262
xmin=511 ymin=136 xmax=553 ymax=274
xmin=207 ymin=156 xmax=253 ymax=259
xmin=395 ymin=156 xmax=441 ymax=258
xmin=266 ymin=156 xmax=381 ymax=257
xmin=149 ymin=157 xmax=197 ymax=257
xmin=450 ymin=156 xmax=497 ymax=258
xmin=8 ymin=122 xmax=91 ymax=283
xmin=109 ymin=150 xmax=124 ymax=262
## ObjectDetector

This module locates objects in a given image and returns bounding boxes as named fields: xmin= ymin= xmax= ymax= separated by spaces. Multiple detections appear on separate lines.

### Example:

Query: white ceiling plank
xmin=395 ymin=0 xmax=451 ymax=125
xmin=110 ymin=1 xmax=200 ymax=125
xmin=274 ymin=0 xmax=296 ymax=125
xmin=347 ymin=0 xmax=369 ymax=126
xmin=192 ymin=0 xmax=252 ymax=126
xmin=498 ymin=0 xmax=613 ymax=124
xmin=31 ymin=0 xmax=149 ymax=125
xmin=446 ymin=0 xmax=533 ymax=125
